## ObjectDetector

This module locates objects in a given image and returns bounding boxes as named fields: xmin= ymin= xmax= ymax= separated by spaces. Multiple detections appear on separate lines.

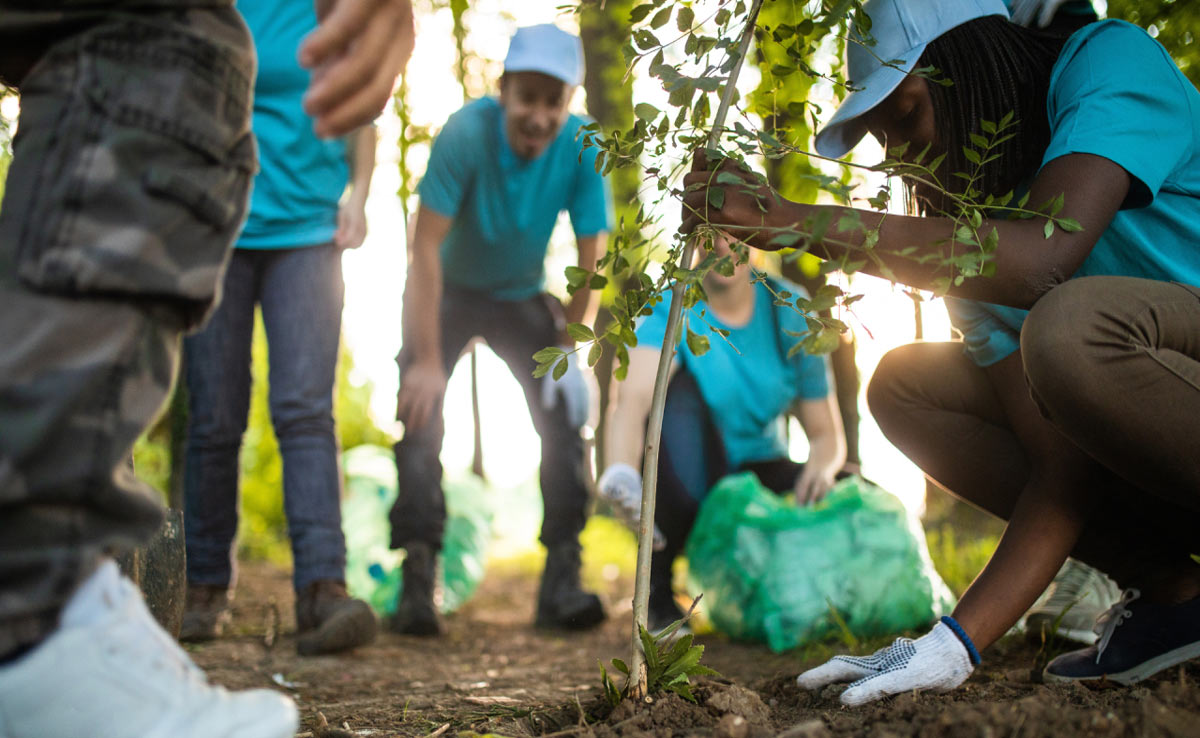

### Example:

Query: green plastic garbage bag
xmin=342 ymin=444 xmax=491 ymax=615
xmin=685 ymin=472 xmax=956 ymax=652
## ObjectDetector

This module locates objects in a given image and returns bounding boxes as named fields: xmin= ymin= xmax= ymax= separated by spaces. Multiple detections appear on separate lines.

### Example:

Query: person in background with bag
xmin=599 ymin=233 xmax=847 ymax=633
xmin=0 ymin=0 xmax=413 ymax=735
xmin=391 ymin=23 xmax=612 ymax=636
xmin=179 ymin=0 xmax=381 ymax=657
xmin=682 ymin=0 xmax=1200 ymax=703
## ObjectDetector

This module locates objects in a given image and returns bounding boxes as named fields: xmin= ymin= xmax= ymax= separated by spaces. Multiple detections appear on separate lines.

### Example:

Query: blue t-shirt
xmin=418 ymin=97 xmax=613 ymax=300
xmin=947 ymin=20 xmax=1200 ymax=366
xmin=635 ymin=278 xmax=833 ymax=469
xmin=235 ymin=0 xmax=348 ymax=249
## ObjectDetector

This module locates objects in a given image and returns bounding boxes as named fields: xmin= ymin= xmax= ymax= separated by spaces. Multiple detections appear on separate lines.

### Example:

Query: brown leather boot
xmin=294 ymin=580 xmax=378 ymax=656
xmin=179 ymin=583 xmax=232 ymax=643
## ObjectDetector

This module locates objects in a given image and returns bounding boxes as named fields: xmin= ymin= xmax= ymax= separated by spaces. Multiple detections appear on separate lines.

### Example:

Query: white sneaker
xmin=1024 ymin=559 xmax=1121 ymax=645
xmin=0 ymin=560 xmax=298 ymax=738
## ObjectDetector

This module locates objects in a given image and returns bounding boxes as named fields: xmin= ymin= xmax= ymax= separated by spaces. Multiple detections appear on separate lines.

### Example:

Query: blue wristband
xmin=940 ymin=615 xmax=982 ymax=666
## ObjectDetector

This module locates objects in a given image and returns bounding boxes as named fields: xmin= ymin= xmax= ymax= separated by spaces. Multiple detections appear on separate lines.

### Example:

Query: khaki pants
xmin=0 ymin=0 xmax=255 ymax=657
xmin=868 ymin=276 xmax=1200 ymax=590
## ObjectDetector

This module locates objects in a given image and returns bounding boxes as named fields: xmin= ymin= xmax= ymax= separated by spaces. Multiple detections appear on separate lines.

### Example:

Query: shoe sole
xmin=535 ymin=600 xmax=606 ymax=630
xmin=296 ymin=604 xmax=378 ymax=656
xmin=1043 ymin=640 xmax=1200 ymax=685
xmin=388 ymin=613 xmax=444 ymax=637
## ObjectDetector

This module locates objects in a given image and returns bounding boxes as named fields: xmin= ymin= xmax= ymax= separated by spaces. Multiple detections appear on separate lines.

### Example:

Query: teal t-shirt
xmin=635 ymin=278 xmax=833 ymax=469
xmin=235 ymin=0 xmax=348 ymax=249
xmin=947 ymin=20 xmax=1200 ymax=366
xmin=417 ymin=97 xmax=613 ymax=300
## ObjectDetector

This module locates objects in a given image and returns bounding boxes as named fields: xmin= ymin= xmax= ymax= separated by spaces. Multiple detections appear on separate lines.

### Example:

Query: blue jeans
xmin=183 ymin=244 xmax=345 ymax=591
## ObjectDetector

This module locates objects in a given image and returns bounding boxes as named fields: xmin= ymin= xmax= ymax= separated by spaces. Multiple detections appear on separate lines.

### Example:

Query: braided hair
xmin=907 ymin=16 xmax=1068 ymax=215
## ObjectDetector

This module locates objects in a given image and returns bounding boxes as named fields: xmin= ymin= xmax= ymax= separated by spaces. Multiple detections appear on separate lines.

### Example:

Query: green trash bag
xmin=341 ymin=444 xmax=491 ymax=615
xmin=685 ymin=472 xmax=956 ymax=652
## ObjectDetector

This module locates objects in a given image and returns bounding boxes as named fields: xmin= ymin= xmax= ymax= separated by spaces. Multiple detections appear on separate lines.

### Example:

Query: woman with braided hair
xmin=683 ymin=0 xmax=1200 ymax=704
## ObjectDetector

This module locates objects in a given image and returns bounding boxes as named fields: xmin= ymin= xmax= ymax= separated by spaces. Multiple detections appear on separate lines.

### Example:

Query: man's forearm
xmin=347 ymin=125 xmax=376 ymax=203
xmin=401 ymin=253 xmax=443 ymax=367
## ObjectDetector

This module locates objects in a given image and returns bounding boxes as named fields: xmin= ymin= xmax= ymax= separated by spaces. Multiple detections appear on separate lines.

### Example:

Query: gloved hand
xmin=1010 ymin=0 xmax=1075 ymax=28
xmin=796 ymin=619 xmax=977 ymax=706
xmin=539 ymin=347 xmax=588 ymax=429
xmin=597 ymin=463 xmax=666 ymax=551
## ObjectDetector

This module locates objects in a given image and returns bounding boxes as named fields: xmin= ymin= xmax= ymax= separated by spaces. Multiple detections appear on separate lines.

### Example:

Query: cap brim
xmin=814 ymin=44 xmax=925 ymax=159
xmin=502 ymin=62 xmax=579 ymax=87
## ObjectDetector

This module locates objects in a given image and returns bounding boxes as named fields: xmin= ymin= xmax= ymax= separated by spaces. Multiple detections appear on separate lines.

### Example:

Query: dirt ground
xmin=191 ymin=560 xmax=1200 ymax=738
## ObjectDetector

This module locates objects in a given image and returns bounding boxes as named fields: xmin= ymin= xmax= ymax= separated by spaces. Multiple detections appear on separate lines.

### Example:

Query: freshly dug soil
xmin=190 ymin=560 xmax=1200 ymax=737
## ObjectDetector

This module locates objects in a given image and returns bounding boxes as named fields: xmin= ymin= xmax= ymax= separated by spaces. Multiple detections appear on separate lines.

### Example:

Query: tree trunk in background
xmin=580 ymin=0 xmax=637 ymax=470
xmin=754 ymin=1 xmax=861 ymax=468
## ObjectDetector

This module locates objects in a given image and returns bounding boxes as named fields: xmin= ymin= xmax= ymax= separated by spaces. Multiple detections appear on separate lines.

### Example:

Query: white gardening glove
xmin=597 ymin=463 xmax=666 ymax=551
xmin=796 ymin=619 xmax=977 ymax=706
xmin=540 ymin=347 xmax=588 ymax=429
xmin=1009 ymin=0 xmax=1074 ymax=28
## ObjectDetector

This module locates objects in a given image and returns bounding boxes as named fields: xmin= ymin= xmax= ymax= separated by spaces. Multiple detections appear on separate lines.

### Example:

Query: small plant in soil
xmin=600 ymin=598 xmax=718 ymax=705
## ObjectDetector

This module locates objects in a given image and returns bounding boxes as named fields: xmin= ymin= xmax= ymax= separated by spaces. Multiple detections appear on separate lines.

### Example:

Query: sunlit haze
xmin=340 ymin=1 xmax=951 ymax=530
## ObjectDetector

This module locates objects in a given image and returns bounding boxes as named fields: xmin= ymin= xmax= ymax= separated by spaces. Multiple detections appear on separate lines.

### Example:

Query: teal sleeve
xmin=416 ymin=108 xmax=476 ymax=218
xmin=944 ymin=298 xmax=1028 ymax=367
xmin=568 ymin=124 xmax=614 ymax=237
xmin=1043 ymin=21 xmax=1195 ymax=208
xmin=792 ymin=350 xmax=832 ymax=400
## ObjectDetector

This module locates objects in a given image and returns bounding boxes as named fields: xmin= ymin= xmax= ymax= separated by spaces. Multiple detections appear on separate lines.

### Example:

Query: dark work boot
xmin=295 ymin=580 xmax=378 ymax=656
xmin=535 ymin=543 xmax=606 ymax=630
xmin=390 ymin=543 xmax=444 ymax=636
xmin=179 ymin=583 xmax=232 ymax=643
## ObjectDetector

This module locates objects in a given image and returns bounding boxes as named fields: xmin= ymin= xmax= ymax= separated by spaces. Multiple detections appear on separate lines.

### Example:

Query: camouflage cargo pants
xmin=0 ymin=0 xmax=256 ymax=657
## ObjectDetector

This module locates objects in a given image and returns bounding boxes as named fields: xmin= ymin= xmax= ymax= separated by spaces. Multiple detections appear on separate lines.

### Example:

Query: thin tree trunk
xmin=629 ymin=0 xmax=765 ymax=699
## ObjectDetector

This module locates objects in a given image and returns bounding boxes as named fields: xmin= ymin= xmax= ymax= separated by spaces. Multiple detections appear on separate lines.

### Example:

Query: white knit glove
xmin=1010 ymin=0 xmax=1076 ymax=28
xmin=796 ymin=620 xmax=976 ymax=706
xmin=597 ymin=463 xmax=666 ymax=551
xmin=540 ymin=347 xmax=588 ymax=429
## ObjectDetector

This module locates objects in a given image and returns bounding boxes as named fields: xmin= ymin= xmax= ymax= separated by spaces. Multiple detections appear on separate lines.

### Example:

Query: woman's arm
xmin=681 ymin=153 xmax=1131 ymax=309
xmin=791 ymin=395 xmax=847 ymax=505
xmin=949 ymin=351 xmax=1097 ymax=650
xmin=335 ymin=124 xmax=377 ymax=250
xmin=604 ymin=347 xmax=676 ymax=470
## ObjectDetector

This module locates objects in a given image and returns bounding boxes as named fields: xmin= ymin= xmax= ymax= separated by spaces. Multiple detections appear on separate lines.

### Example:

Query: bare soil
xmin=191 ymin=560 xmax=1200 ymax=737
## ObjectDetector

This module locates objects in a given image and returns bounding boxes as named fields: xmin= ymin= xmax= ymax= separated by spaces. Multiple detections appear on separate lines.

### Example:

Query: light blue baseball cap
xmin=503 ymin=24 xmax=585 ymax=87
xmin=814 ymin=0 xmax=1010 ymax=158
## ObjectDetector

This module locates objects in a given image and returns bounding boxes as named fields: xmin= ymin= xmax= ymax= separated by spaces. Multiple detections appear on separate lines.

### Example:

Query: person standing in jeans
xmin=180 ymin=0 xmax=380 ymax=656
xmin=0 ymin=0 xmax=413 ymax=735
xmin=392 ymin=24 xmax=611 ymax=636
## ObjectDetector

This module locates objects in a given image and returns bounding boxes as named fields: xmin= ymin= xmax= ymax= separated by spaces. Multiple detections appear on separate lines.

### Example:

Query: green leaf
xmin=564 ymin=265 xmax=589 ymax=287
xmin=629 ymin=3 xmax=654 ymax=24
xmin=685 ymin=326 xmax=711 ymax=356
xmin=962 ymin=147 xmax=981 ymax=165
xmin=552 ymin=357 xmax=568 ymax=380
xmin=650 ymin=6 xmax=672 ymax=29
xmin=532 ymin=347 xmax=564 ymax=363
xmin=707 ymin=187 xmax=725 ymax=210
xmin=612 ymin=657 xmax=630 ymax=675
xmin=1044 ymin=219 xmax=1055 ymax=239
xmin=1058 ymin=218 xmax=1083 ymax=233
xmin=587 ymin=341 xmax=603 ymax=368
xmin=567 ymin=323 xmax=595 ymax=343
xmin=676 ymin=6 xmax=694 ymax=31
xmin=634 ymin=102 xmax=660 ymax=122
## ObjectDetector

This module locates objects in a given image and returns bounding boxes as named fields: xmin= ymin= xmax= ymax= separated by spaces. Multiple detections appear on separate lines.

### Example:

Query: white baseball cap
xmin=503 ymin=24 xmax=585 ymax=87
xmin=814 ymin=0 xmax=1010 ymax=158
